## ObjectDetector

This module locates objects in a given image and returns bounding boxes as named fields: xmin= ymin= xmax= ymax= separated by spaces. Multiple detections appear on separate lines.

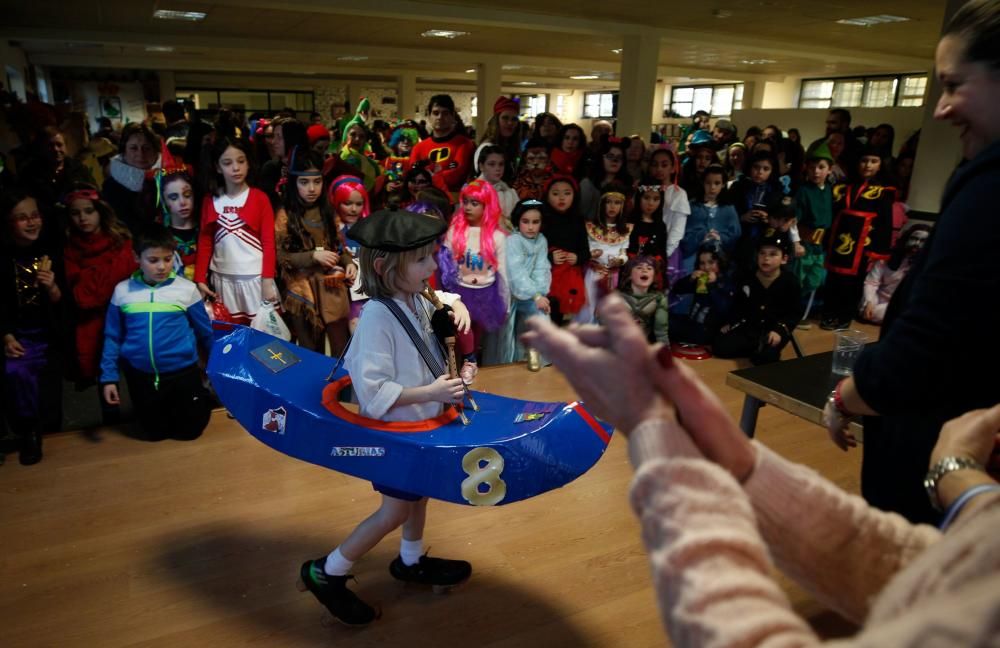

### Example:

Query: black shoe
xmin=18 ymin=433 xmax=42 ymax=465
xmin=297 ymin=558 xmax=378 ymax=626
xmin=819 ymin=318 xmax=838 ymax=330
xmin=389 ymin=554 xmax=471 ymax=590
xmin=836 ymin=319 xmax=853 ymax=330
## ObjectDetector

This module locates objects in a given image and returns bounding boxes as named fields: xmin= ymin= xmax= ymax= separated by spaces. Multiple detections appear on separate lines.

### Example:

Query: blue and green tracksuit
xmin=100 ymin=271 xmax=212 ymax=387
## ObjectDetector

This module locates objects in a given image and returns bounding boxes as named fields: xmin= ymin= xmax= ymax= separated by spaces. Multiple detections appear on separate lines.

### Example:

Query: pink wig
xmin=449 ymin=178 xmax=503 ymax=268
xmin=328 ymin=175 xmax=371 ymax=220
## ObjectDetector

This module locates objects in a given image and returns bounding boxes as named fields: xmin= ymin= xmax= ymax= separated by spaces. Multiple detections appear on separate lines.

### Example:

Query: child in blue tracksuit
xmin=100 ymin=225 xmax=213 ymax=441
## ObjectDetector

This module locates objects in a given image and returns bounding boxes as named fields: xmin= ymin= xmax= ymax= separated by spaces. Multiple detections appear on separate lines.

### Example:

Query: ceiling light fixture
xmin=512 ymin=81 xmax=537 ymax=86
xmin=145 ymin=45 xmax=175 ymax=52
xmin=502 ymin=64 xmax=522 ymax=70
xmin=336 ymin=55 xmax=368 ymax=61
xmin=712 ymin=9 xmax=733 ymax=18
xmin=740 ymin=58 xmax=777 ymax=65
xmin=570 ymin=75 xmax=600 ymax=80
xmin=465 ymin=68 xmax=476 ymax=73
xmin=611 ymin=48 xmax=623 ymax=54
xmin=421 ymin=29 xmax=469 ymax=39
xmin=153 ymin=9 xmax=207 ymax=21
xmin=836 ymin=14 xmax=910 ymax=26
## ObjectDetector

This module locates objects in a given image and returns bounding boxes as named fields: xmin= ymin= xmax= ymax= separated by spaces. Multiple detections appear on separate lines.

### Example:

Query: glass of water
xmin=832 ymin=329 xmax=868 ymax=376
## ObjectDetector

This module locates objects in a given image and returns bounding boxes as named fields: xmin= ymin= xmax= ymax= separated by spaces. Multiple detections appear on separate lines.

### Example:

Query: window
xmin=898 ymin=75 xmax=927 ymax=106
xmin=520 ymin=94 xmax=547 ymax=119
xmin=583 ymin=91 xmax=617 ymax=119
xmin=175 ymin=88 xmax=315 ymax=114
xmin=471 ymin=95 xmax=478 ymax=118
xmin=666 ymin=84 xmax=743 ymax=118
xmin=798 ymin=74 xmax=928 ymax=108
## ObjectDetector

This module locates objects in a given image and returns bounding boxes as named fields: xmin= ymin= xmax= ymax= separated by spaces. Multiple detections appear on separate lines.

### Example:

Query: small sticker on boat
xmin=251 ymin=343 xmax=301 ymax=373
xmin=331 ymin=447 xmax=385 ymax=457
xmin=262 ymin=406 xmax=287 ymax=435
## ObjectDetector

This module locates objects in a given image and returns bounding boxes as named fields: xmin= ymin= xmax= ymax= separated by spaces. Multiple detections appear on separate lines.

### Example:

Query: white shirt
xmin=663 ymin=184 xmax=691 ymax=257
xmin=344 ymin=294 xmax=447 ymax=422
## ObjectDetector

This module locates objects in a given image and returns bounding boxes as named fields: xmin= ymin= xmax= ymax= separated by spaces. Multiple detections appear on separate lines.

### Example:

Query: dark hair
xmin=531 ymin=112 xmax=563 ymax=141
xmin=183 ymin=119 xmax=214 ymax=168
xmin=477 ymin=144 xmax=505 ymax=174
xmin=888 ymin=223 xmax=933 ymax=270
xmin=944 ymin=0 xmax=1000 ymax=69
xmin=65 ymin=182 xmax=130 ymax=247
xmin=588 ymin=136 xmax=632 ymax=186
xmin=556 ymin=123 xmax=587 ymax=152
xmin=280 ymin=149 xmax=337 ymax=257
xmin=830 ymin=108 xmax=852 ymax=126
xmin=1 ymin=185 xmax=39 ymax=247
xmin=696 ymin=243 xmax=727 ymax=274
xmin=629 ymin=182 xmax=664 ymax=224
xmin=596 ymin=182 xmax=631 ymax=235
xmin=747 ymin=150 xmax=779 ymax=177
xmin=275 ymin=118 xmax=309 ymax=157
xmin=426 ymin=94 xmax=455 ymax=114
xmin=511 ymin=198 xmax=545 ymax=227
xmin=162 ymin=100 xmax=186 ymax=123
xmin=118 ymin=122 xmax=161 ymax=156
xmin=133 ymin=224 xmax=177 ymax=255
xmin=201 ymin=136 xmax=256 ymax=196
xmin=702 ymin=164 xmax=727 ymax=187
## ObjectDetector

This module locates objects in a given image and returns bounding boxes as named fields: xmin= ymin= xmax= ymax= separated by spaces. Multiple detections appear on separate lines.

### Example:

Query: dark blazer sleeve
xmin=853 ymin=172 xmax=1000 ymax=416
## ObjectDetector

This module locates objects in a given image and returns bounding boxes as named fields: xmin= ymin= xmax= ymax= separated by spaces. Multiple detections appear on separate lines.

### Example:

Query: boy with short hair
xmin=795 ymin=142 xmax=836 ymax=320
xmin=713 ymin=231 xmax=800 ymax=365
xmin=101 ymin=225 xmax=213 ymax=441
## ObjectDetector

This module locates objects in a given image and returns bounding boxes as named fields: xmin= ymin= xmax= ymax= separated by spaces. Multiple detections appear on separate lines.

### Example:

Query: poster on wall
xmin=75 ymin=81 xmax=148 ymax=131
xmin=99 ymin=95 xmax=123 ymax=120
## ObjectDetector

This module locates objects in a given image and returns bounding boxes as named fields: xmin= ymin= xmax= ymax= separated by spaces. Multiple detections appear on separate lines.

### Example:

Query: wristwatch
xmin=924 ymin=456 xmax=984 ymax=511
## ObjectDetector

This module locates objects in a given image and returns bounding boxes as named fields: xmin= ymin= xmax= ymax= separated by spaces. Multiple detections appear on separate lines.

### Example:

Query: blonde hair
xmin=359 ymin=241 xmax=437 ymax=298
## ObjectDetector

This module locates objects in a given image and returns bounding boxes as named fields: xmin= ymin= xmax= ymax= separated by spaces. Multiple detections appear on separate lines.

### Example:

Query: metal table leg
xmin=739 ymin=395 xmax=763 ymax=438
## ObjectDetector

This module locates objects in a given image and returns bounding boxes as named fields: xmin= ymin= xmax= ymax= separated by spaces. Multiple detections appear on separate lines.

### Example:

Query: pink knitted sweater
xmin=628 ymin=419 xmax=1000 ymax=646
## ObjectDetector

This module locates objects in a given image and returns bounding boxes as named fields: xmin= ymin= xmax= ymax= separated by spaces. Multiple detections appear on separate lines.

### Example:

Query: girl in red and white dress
xmin=195 ymin=137 xmax=277 ymax=324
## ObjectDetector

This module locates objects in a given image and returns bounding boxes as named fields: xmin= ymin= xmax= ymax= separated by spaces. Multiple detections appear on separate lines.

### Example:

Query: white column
xmin=397 ymin=72 xmax=417 ymax=122
xmin=906 ymin=0 xmax=966 ymax=217
xmin=158 ymin=70 xmax=176 ymax=103
xmin=617 ymin=27 xmax=660 ymax=138
xmin=475 ymin=59 xmax=502 ymax=136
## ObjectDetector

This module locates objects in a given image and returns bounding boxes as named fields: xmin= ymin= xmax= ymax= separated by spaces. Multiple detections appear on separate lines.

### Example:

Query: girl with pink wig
xmin=440 ymin=179 xmax=511 ymax=380
xmin=329 ymin=175 xmax=371 ymax=330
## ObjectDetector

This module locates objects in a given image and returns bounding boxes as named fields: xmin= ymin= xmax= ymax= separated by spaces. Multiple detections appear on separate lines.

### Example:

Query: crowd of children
xmin=3 ymin=95 xmax=923 ymax=465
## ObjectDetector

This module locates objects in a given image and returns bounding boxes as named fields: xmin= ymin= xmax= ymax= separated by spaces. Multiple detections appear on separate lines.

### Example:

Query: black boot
xmin=389 ymin=554 xmax=471 ymax=591
xmin=297 ymin=558 xmax=378 ymax=626
xmin=19 ymin=429 xmax=42 ymax=465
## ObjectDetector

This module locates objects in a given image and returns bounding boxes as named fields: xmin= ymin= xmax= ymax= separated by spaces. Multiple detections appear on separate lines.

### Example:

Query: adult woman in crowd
xmin=259 ymin=117 xmax=309 ymax=205
xmin=475 ymin=96 xmax=522 ymax=183
xmin=522 ymin=294 xmax=1000 ymax=647
xmin=823 ymin=0 xmax=1000 ymax=525
xmin=101 ymin=122 xmax=160 ymax=235
xmin=21 ymin=126 xmax=94 ymax=213
xmin=531 ymin=112 xmax=563 ymax=149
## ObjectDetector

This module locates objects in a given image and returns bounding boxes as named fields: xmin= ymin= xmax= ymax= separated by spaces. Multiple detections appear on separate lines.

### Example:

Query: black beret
xmin=346 ymin=208 xmax=446 ymax=252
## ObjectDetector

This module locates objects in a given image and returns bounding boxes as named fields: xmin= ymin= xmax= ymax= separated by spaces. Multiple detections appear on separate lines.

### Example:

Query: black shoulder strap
xmin=372 ymin=297 xmax=446 ymax=378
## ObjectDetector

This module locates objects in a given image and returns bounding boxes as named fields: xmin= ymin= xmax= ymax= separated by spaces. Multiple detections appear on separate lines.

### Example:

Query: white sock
xmin=324 ymin=547 xmax=354 ymax=576
xmin=400 ymin=538 xmax=424 ymax=566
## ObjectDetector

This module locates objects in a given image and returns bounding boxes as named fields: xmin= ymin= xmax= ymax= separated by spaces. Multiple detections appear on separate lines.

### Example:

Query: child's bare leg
xmin=336 ymin=495 xmax=413 ymax=563
xmin=401 ymin=497 xmax=428 ymax=541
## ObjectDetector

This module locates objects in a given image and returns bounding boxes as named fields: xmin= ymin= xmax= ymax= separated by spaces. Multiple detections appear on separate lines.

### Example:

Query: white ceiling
xmin=0 ymin=0 xmax=945 ymax=89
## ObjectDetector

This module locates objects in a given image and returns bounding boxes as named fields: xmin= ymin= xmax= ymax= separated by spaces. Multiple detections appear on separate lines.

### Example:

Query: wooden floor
xmin=0 ymin=323 xmax=878 ymax=647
